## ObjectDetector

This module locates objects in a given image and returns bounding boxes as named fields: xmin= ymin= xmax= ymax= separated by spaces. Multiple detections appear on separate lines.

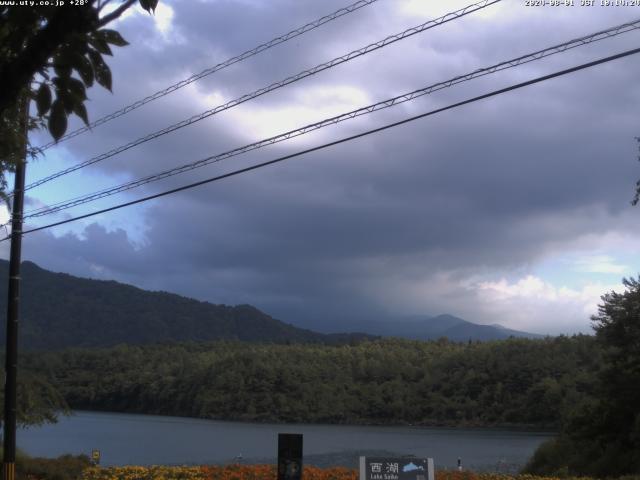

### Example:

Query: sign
xmin=91 ymin=449 xmax=101 ymax=465
xmin=277 ymin=433 xmax=303 ymax=480
xmin=359 ymin=457 xmax=434 ymax=480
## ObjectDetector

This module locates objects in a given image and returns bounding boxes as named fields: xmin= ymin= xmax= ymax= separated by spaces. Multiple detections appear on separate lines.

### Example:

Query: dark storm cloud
xmin=17 ymin=1 xmax=640 ymax=332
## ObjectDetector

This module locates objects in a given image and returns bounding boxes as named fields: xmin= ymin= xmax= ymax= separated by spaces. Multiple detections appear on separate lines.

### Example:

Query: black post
xmin=3 ymin=95 xmax=28 ymax=480
xmin=277 ymin=433 xmax=303 ymax=480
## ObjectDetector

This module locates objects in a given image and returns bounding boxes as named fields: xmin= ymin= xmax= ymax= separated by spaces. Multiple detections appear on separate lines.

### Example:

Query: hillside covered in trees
xmin=0 ymin=260 xmax=541 ymax=349
xmin=23 ymin=335 xmax=599 ymax=429
xmin=0 ymin=260 xmax=374 ymax=349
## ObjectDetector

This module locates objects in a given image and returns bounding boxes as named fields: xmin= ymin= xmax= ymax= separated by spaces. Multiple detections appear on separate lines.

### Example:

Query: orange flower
xmin=82 ymin=464 xmax=605 ymax=480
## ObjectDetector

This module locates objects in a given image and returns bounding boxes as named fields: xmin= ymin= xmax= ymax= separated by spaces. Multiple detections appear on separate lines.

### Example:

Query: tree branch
xmin=98 ymin=0 xmax=137 ymax=27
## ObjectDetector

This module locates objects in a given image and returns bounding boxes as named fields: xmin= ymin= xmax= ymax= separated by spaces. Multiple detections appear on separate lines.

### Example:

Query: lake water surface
xmin=18 ymin=411 xmax=553 ymax=471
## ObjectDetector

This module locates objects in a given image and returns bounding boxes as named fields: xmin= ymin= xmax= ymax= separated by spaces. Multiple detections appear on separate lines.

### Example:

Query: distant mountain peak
xmin=351 ymin=312 xmax=542 ymax=342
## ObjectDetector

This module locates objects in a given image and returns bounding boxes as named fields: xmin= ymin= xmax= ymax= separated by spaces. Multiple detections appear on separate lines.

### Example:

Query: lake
xmin=17 ymin=411 xmax=553 ymax=471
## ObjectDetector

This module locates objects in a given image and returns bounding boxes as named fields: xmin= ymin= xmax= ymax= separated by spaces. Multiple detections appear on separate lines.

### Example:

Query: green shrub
xmin=16 ymin=453 xmax=91 ymax=480
xmin=522 ymin=437 xmax=573 ymax=476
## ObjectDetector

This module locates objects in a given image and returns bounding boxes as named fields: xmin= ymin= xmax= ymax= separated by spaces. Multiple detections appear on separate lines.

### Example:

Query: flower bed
xmin=81 ymin=465 xmax=357 ymax=480
xmin=81 ymin=465 xmax=640 ymax=480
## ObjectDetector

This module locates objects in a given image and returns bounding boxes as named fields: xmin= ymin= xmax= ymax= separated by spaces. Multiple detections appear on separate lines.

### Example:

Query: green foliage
xmin=0 ymin=0 xmax=158 ymax=192
xmin=0 ymin=95 xmax=27 ymax=193
xmin=22 ymin=11 xmax=127 ymax=138
xmin=21 ymin=335 xmax=599 ymax=429
xmin=0 ymin=369 xmax=68 ymax=427
xmin=13 ymin=453 xmax=90 ymax=480
xmin=523 ymin=438 xmax=576 ymax=477
xmin=139 ymin=0 xmax=159 ymax=13
xmin=524 ymin=277 xmax=640 ymax=477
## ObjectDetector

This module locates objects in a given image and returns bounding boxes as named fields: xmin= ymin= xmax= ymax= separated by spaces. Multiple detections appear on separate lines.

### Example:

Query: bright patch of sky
xmin=533 ymin=237 xmax=640 ymax=288
xmin=472 ymin=275 xmax=612 ymax=334
xmin=220 ymin=84 xmax=371 ymax=142
xmin=153 ymin=3 xmax=175 ymax=36
xmin=16 ymin=149 xmax=150 ymax=244
xmin=102 ymin=1 xmax=178 ymax=44
xmin=400 ymin=0 xmax=509 ymax=20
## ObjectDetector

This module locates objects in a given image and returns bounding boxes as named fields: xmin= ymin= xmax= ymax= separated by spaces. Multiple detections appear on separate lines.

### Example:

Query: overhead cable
xmin=23 ymin=18 xmax=640 ymax=219
xmin=33 ymin=0 xmax=381 ymax=151
xmin=19 ymin=0 xmax=500 ymax=196
xmin=10 ymin=45 xmax=640 ymax=239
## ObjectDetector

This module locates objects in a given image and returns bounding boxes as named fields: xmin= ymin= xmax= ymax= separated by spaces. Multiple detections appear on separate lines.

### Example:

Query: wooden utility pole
xmin=3 ymin=94 xmax=28 ymax=480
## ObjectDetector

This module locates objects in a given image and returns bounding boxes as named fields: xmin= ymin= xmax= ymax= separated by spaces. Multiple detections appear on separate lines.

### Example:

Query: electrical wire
xmin=8 ymin=45 xmax=640 ymax=240
xmin=18 ymin=0 xmax=500 ymax=196
xmin=33 ymin=0 xmax=381 ymax=151
xmin=22 ymin=18 xmax=640 ymax=220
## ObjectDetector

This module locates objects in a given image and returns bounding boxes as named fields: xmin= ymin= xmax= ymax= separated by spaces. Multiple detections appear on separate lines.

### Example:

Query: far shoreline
xmin=59 ymin=409 xmax=558 ymax=435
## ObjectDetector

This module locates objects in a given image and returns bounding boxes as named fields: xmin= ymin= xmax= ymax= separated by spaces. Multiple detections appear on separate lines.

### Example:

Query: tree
xmin=587 ymin=277 xmax=640 ymax=474
xmin=524 ymin=277 xmax=640 ymax=476
xmin=0 ymin=370 xmax=68 ymax=428
xmin=0 ymin=0 xmax=159 ymax=431
xmin=0 ymin=0 xmax=158 ymax=192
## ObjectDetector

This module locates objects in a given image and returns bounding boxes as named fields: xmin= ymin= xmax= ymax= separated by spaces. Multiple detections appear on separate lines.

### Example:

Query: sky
xmin=3 ymin=0 xmax=640 ymax=335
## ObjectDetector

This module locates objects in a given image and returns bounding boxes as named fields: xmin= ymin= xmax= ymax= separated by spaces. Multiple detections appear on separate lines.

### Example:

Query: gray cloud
xmin=16 ymin=0 xmax=640 ymax=334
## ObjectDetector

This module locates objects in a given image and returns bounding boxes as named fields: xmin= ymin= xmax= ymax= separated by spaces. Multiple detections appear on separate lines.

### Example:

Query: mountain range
xmin=357 ymin=314 xmax=542 ymax=341
xmin=0 ymin=260 xmax=541 ymax=350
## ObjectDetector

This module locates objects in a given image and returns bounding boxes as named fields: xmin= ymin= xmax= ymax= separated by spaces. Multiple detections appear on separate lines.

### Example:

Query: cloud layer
xmin=11 ymin=0 xmax=640 ymax=335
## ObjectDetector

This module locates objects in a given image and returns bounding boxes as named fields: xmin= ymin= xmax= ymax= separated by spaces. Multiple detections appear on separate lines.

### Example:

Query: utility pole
xmin=3 ymin=94 xmax=28 ymax=480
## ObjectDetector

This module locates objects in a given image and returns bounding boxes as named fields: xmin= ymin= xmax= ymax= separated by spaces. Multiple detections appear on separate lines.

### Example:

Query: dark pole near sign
xmin=278 ymin=433 xmax=303 ymax=480
xmin=3 ymin=94 xmax=28 ymax=480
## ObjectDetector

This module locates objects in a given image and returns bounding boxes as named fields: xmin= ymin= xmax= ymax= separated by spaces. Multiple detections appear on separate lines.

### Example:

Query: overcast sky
xmin=3 ymin=0 xmax=640 ymax=335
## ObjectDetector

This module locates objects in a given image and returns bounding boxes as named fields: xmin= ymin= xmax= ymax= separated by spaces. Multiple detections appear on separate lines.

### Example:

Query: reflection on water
xmin=18 ymin=411 xmax=553 ymax=471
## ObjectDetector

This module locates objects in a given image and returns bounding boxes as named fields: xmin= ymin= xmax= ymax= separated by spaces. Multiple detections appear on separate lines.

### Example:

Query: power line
xmin=23 ymin=18 xmax=640 ymax=219
xmin=10 ymin=45 xmax=640 ymax=240
xmin=23 ymin=0 xmax=498 ymax=193
xmin=32 ymin=0 xmax=381 ymax=152
xmin=19 ymin=0 xmax=500 ymax=196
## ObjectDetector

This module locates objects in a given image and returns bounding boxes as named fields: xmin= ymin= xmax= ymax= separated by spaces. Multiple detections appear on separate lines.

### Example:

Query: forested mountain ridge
xmin=23 ymin=335 xmax=600 ymax=429
xmin=0 ymin=260 xmax=540 ymax=349
xmin=0 ymin=260 xmax=371 ymax=349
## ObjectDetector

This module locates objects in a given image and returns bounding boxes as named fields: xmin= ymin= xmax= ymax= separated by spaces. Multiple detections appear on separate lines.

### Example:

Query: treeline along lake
xmin=21 ymin=336 xmax=599 ymax=428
